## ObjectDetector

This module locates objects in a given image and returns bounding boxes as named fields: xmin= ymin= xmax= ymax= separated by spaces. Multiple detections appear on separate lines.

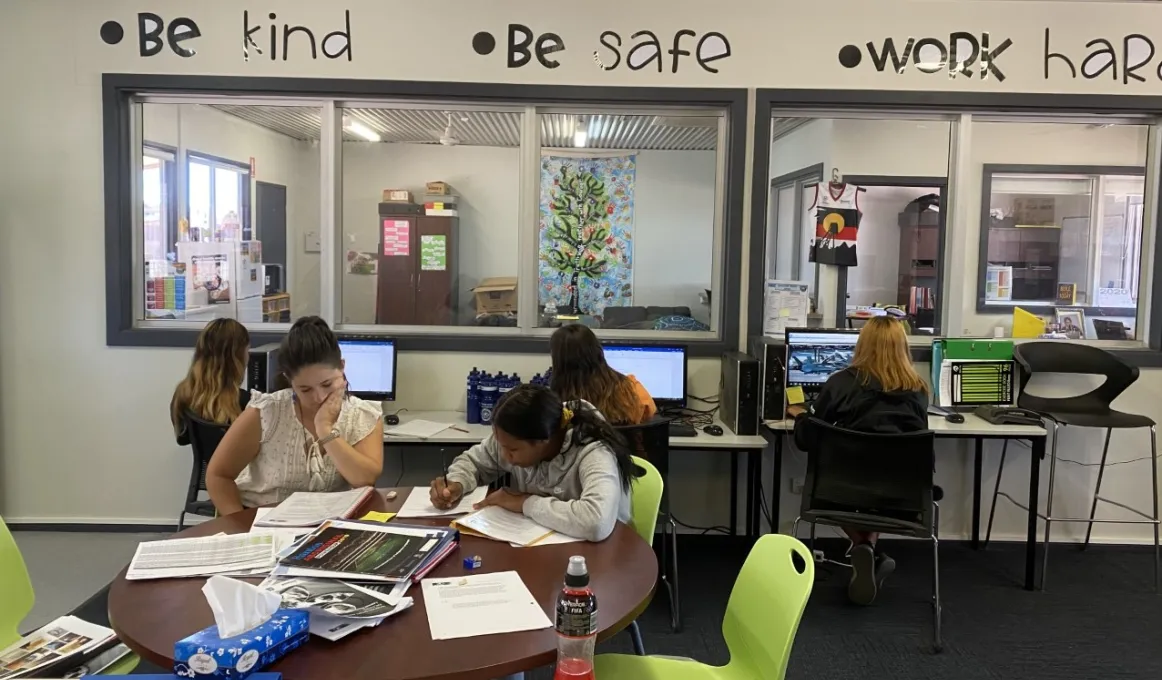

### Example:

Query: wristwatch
xmin=317 ymin=428 xmax=342 ymax=447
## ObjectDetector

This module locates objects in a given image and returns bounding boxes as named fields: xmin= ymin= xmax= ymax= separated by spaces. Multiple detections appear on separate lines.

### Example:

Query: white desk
xmin=383 ymin=410 xmax=770 ymax=536
xmin=764 ymin=413 xmax=1048 ymax=590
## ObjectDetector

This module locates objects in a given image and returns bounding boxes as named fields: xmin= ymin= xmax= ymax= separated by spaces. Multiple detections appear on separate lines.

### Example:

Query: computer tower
xmin=749 ymin=335 xmax=786 ymax=421
xmin=247 ymin=343 xmax=283 ymax=393
xmin=721 ymin=351 xmax=761 ymax=436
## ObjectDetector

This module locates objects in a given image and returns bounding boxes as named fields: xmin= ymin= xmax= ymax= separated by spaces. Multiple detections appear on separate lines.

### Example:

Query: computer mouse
xmin=703 ymin=425 xmax=724 ymax=436
xmin=385 ymin=414 xmax=400 ymax=426
xmin=945 ymin=413 xmax=965 ymax=424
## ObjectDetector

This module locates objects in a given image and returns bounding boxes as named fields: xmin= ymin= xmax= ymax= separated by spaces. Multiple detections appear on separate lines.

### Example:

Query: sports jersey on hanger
xmin=809 ymin=183 xmax=861 ymax=267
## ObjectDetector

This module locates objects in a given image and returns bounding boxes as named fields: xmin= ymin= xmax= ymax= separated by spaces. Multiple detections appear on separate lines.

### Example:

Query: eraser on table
xmin=786 ymin=386 xmax=806 ymax=405
xmin=384 ymin=490 xmax=398 ymax=500
xmin=361 ymin=511 xmax=396 ymax=523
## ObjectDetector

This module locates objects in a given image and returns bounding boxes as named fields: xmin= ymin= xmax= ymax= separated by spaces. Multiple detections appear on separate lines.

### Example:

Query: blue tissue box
xmin=174 ymin=609 xmax=309 ymax=679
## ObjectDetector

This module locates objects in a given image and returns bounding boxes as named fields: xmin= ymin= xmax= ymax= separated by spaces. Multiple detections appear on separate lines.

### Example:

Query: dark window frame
xmin=975 ymin=163 xmax=1146 ymax=320
xmin=104 ymin=75 xmax=748 ymax=354
xmin=749 ymin=90 xmax=1162 ymax=366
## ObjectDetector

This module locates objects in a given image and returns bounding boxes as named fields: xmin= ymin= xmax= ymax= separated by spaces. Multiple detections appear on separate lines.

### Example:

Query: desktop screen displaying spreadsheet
xmin=602 ymin=345 xmax=686 ymax=402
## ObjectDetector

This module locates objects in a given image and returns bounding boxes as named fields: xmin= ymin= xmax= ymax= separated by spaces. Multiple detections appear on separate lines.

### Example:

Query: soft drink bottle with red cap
xmin=554 ymin=556 xmax=597 ymax=680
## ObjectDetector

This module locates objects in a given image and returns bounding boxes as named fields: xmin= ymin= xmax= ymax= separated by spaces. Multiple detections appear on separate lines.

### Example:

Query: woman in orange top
xmin=549 ymin=324 xmax=657 ymax=425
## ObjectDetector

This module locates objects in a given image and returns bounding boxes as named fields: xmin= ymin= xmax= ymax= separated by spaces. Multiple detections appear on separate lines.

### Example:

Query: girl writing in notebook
xmin=549 ymin=323 xmax=657 ymax=425
xmin=169 ymin=318 xmax=251 ymax=445
xmin=430 ymin=384 xmax=636 ymax=542
xmin=207 ymin=316 xmax=383 ymax=513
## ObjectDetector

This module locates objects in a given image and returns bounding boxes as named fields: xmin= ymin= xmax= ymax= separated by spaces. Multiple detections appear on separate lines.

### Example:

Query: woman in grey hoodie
xmin=429 ymin=384 xmax=637 ymax=541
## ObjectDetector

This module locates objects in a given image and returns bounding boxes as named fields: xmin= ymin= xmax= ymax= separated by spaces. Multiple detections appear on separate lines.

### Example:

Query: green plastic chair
xmin=0 ymin=516 xmax=139 ymax=675
xmin=595 ymin=533 xmax=815 ymax=680
xmin=623 ymin=455 xmax=664 ymax=656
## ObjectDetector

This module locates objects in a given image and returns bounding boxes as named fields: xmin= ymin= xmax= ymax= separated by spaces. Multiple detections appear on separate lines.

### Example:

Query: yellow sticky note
xmin=779 ymin=309 xmax=792 ymax=317
xmin=360 ymin=511 xmax=396 ymax=523
xmin=785 ymin=386 xmax=806 ymax=405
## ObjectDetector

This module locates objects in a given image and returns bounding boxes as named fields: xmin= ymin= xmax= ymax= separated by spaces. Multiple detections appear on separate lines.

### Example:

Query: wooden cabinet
xmin=375 ymin=213 xmax=459 ymax=325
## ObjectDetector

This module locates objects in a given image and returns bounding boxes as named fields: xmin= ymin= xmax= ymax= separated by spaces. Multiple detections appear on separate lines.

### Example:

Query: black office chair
xmin=792 ymin=418 xmax=943 ymax=652
xmin=984 ymin=342 xmax=1159 ymax=592
xmin=616 ymin=417 xmax=680 ymax=642
xmin=179 ymin=412 xmax=230 ymax=531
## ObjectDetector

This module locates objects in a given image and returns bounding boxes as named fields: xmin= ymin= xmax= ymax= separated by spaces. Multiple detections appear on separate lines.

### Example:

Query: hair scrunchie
xmin=560 ymin=406 xmax=574 ymax=428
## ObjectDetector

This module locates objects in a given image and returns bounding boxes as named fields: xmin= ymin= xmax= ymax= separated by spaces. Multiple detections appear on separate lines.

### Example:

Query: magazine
xmin=274 ymin=520 xmax=457 ymax=583
xmin=0 ymin=616 xmax=115 ymax=680
xmin=259 ymin=576 xmax=407 ymax=619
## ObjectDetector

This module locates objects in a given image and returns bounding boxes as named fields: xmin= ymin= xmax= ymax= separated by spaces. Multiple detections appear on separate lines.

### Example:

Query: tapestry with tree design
xmin=538 ymin=155 xmax=635 ymax=316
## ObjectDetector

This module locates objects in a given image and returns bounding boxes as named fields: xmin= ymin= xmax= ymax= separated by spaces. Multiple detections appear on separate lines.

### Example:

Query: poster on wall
xmin=420 ymin=235 xmax=447 ymax=271
xmin=191 ymin=254 xmax=230 ymax=304
xmin=383 ymin=220 xmax=411 ymax=257
xmin=763 ymin=280 xmax=810 ymax=337
xmin=345 ymin=250 xmax=378 ymax=275
xmin=538 ymin=155 xmax=635 ymax=317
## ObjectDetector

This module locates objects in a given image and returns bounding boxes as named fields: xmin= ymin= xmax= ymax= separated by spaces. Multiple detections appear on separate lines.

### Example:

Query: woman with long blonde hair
xmin=170 ymin=318 xmax=251 ymax=444
xmin=787 ymin=316 xmax=929 ymax=605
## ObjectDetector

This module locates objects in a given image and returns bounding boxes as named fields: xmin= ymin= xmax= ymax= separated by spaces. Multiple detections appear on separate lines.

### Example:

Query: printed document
xmin=396 ymin=486 xmax=488 ymax=518
xmin=126 ymin=533 xmax=282 ymax=580
xmin=0 ymin=616 xmax=115 ymax=679
xmin=454 ymin=506 xmax=555 ymax=546
xmin=252 ymin=488 xmax=373 ymax=527
xmin=421 ymin=571 xmax=552 ymax=640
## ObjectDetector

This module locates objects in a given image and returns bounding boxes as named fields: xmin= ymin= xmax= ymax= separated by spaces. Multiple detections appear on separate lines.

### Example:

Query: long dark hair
xmin=280 ymin=316 xmax=343 ymax=380
xmin=493 ymin=383 xmax=637 ymax=491
xmin=549 ymin=324 xmax=643 ymax=425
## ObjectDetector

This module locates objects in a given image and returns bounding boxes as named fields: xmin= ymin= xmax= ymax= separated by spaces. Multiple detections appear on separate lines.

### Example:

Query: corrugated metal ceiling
xmin=209 ymin=105 xmax=719 ymax=150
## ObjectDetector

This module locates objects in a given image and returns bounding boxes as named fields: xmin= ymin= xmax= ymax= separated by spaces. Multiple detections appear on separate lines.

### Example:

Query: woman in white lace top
xmin=207 ymin=317 xmax=384 ymax=513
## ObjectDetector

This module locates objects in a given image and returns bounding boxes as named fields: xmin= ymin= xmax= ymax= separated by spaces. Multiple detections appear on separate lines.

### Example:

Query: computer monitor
xmin=601 ymin=344 xmax=688 ymax=408
xmin=784 ymin=328 xmax=860 ymax=399
xmin=337 ymin=335 xmax=398 ymax=401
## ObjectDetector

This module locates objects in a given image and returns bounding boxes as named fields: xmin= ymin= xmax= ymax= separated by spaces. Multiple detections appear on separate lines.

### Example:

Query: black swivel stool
xmin=179 ymin=412 xmax=230 ymax=531
xmin=985 ymin=342 xmax=1159 ymax=592
xmin=792 ymin=418 xmax=943 ymax=652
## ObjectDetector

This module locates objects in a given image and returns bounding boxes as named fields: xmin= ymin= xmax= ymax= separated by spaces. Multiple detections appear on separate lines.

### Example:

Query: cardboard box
xmin=425 ymin=181 xmax=453 ymax=196
xmin=382 ymin=189 xmax=413 ymax=203
xmin=473 ymin=277 xmax=518 ymax=314
xmin=174 ymin=609 xmax=309 ymax=680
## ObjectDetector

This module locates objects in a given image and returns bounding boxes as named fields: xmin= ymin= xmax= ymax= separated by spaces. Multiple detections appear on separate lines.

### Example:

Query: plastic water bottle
xmin=554 ymin=556 xmax=597 ymax=680
xmin=466 ymin=368 xmax=481 ymax=425
xmin=479 ymin=373 xmax=499 ymax=425
xmin=498 ymin=372 xmax=515 ymax=397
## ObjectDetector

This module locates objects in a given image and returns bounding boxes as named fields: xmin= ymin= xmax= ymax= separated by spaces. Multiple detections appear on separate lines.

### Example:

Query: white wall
xmin=847 ymin=189 xmax=904 ymax=307
xmin=334 ymin=145 xmax=716 ymax=323
xmin=142 ymin=104 xmax=322 ymax=318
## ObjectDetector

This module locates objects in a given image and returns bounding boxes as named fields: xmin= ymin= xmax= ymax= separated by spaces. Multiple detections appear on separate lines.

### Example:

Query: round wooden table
xmin=107 ymin=489 xmax=658 ymax=680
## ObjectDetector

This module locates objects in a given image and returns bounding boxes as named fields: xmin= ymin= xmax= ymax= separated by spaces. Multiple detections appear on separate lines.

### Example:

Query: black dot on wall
xmin=472 ymin=31 xmax=496 ymax=56
xmin=99 ymin=20 xmax=124 ymax=46
xmin=838 ymin=44 xmax=862 ymax=68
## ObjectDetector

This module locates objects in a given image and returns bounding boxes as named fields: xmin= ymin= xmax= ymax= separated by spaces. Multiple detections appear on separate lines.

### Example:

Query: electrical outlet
xmin=812 ymin=549 xmax=826 ymax=563
xmin=789 ymin=477 xmax=804 ymax=494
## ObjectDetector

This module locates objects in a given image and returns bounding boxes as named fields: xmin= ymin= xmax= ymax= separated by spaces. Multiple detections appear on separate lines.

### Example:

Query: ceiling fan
xmin=437 ymin=112 xmax=467 ymax=146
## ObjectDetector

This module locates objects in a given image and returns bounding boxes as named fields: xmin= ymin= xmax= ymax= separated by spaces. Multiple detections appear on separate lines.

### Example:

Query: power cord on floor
xmin=1006 ymin=439 xmax=1161 ymax=467
xmin=671 ymin=513 xmax=732 ymax=535
xmin=392 ymin=451 xmax=407 ymax=487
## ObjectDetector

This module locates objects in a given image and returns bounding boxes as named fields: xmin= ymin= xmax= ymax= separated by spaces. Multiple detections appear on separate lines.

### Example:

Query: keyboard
xmin=667 ymin=422 xmax=698 ymax=438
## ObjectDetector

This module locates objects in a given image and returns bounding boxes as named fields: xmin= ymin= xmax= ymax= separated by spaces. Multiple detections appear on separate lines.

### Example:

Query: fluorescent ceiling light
xmin=573 ymin=117 xmax=588 ymax=148
xmin=346 ymin=119 xmax=380 ymax=142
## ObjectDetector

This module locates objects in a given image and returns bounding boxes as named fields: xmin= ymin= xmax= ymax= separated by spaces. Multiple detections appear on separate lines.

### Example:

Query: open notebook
xmin=253 ymin=487 xmax=376 ymax=528
xmin=453 ymin=506 xmax=580 ymax=547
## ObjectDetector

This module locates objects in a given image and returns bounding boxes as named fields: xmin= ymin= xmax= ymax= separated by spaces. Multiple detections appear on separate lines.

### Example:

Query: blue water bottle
xmin=479 ymin=372 xmax=499 ymax=425
xmin=466 ymin=367 xmax=481 ymax=424
xmin=498 ymin=372 xmax=515 ymax=399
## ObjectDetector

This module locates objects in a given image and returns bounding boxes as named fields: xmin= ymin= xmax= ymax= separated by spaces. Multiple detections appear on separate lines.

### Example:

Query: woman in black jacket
xmin=788 ymin=316 xmax=928 ymax=605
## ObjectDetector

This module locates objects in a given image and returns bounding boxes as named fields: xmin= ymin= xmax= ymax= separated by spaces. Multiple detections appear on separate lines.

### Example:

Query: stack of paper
xmin=273 ymin=519 xmax=459 ymax=583
xmin=385 ymin=419 xmax=455 ymax=439
xmin=396 ymin=486 xmax=488 ymax=518
xmin=253 ymin=487 xmax=376 ymax=527
xmin=0 ymin=616 xmax=119 ymax=680
xmin=126 ymin=533 xmax=295 ymax=580
xmin=258 ymin=576 xmax=414 ymax=641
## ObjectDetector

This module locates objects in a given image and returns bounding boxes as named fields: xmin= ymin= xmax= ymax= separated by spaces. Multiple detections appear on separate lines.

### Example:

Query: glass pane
xmin=140 ymin=101 xmax=321 ymax=324
xmin=142 ymin=155 xmax=166 ymax=268
xmin=769 ymin=117 xmax=951 ymax=334
xmin=976 ymin=120 xmax=1147 ymax=340
xmin=339 ymin=107 xmax=521 ymax=327
xmin=214 ymin=167 xmax=242 ymax=241
xmin=188 ymin=161 xmax=211 ymax=239
xmin=769 ymin=185 xmax=796 ymax=280
xmin=537 ymin=111 xmax=722 ymax=335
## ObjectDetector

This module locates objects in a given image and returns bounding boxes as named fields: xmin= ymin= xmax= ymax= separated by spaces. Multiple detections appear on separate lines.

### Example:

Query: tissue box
xmin=174 ymin=609 xmax=309 ymax=680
